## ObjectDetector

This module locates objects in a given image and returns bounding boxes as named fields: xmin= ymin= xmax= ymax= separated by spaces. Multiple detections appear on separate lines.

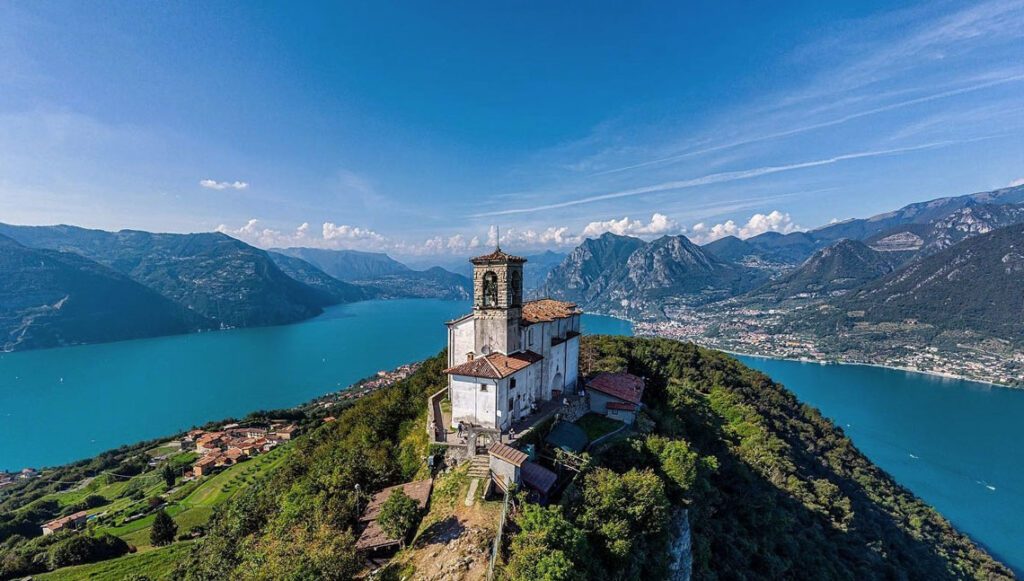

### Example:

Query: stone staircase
xmin=467 ymin=455 xmax=490 ymax=479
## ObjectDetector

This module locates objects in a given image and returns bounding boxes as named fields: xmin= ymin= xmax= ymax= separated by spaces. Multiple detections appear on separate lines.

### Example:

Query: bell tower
xmin=470 ymin=244 xmax=525 ymax=356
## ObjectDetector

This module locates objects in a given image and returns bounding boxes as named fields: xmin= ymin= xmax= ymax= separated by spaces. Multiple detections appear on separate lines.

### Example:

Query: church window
xmin=480 ymin=383 xmax=488 ymax=392
xmin=482 ymin=271 xmax=498 ymax=307
xmin=510 ymin=270 xmax=522 ymax=306
xmin=510 ymin=378 xmax=517 ymax=389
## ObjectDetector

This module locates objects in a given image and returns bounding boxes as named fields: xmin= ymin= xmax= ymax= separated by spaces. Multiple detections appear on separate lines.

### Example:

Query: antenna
xmin=496 ymin=225 xmax=501 ymax=251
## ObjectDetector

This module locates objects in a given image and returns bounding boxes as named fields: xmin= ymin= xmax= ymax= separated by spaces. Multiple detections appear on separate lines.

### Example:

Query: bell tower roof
xmin=470 ymin=247 xmax=527 ymax=265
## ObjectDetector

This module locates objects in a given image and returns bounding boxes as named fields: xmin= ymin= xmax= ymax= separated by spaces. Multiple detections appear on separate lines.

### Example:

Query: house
xmin=41 ymin=511 xmax=88 ymax=535
xmin=486 ymin=442 xmax=559 ymax=500
xmin=195 ymin=432 xmax=226 ymax=454
xmin=445 ymin=246 xmax=582 ymax=433
xmin=584 ymin=372 xmax=646 ymax=425
xmin=487 ymin=442 xmax=528 ymax=491
xmin=192 ymin=455 xmax=219 ymax=477
xmin=271 ymin=425 xmax=298 ymax=441
xmin=355 ymin=479 xmax=433 ymax=554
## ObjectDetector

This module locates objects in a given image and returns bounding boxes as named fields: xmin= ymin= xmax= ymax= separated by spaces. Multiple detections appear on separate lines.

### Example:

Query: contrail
xmin=471 ymin=138 xmax=993 ymax=218
xmin=590 ymin=74 xmax=1024 ymax=177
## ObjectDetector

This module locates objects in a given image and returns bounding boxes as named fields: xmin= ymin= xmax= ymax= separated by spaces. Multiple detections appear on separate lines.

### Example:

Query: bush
xmin=47 ymin=533 xmax=130 ymax=569
xmin=377 ymin=489 xmax=420 ymax=548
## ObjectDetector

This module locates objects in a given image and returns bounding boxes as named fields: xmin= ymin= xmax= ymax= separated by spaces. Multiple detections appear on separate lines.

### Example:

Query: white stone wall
xmin=566 ymin=332 xmax=580 ymax=391
xmin=448 ymin=316 xmax=474 ymax=367
xmin=451 ymin=375 xmax=498 ymax=429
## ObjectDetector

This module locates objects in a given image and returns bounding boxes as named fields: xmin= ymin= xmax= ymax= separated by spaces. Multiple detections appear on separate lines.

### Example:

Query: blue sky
xmin=1 ymin=1 xmax=1022 ymax=257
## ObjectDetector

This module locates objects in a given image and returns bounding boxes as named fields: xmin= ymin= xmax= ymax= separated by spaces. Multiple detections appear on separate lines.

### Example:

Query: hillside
xmin=750 ymin=239 xmax=901 ymax=301
xmin=499 ymin=337 xmax=1011 ymax=580
xmin=27 ymin=337 xmax=989 ymax=580
xmin=0 ymin=234 xmax=207 ymax=351
xmin=267 ymin=251 xmax=367 ymax=306
xmin=0 ymin=225 xmax=328 ymax=328
xmin=274 ymin=247 xmax=472 ymax=300
xmin=796 ymin=223 xmax=1024 ymax=343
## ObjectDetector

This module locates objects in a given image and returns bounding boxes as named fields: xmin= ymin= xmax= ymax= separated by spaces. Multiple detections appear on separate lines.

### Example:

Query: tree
xmin=150 ymin=509 xmax=177 ymax=547
xmin=577 ymin=468 xmax=670 ymax=563
xmin=162 ymin=464 xmax=176 ymax=488
xmin=376 ymin=489 xmax=419 ymax=548
xmin=506 ymin=504 xmax=588 ymax=581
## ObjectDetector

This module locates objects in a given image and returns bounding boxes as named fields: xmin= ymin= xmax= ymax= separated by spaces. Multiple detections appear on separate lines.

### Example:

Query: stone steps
xmin=467 ymin=456 xmax=490 ymax=478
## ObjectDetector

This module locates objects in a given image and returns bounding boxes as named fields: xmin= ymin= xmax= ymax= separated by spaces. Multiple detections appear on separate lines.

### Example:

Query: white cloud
xmin=216 ymin=219 xmax=386 ymax=251
xmin=688 ymin=210 xmax=803 ymax=244
xmin=1008 ymin=177 xmax=1024 ymax=187
xmin=322 ymin=222 xmax=385 ymax=243
xmin=581 ymin=213 xmax=679 ymax=238
xmin=200 ymin=179 xmax=249 ymax=190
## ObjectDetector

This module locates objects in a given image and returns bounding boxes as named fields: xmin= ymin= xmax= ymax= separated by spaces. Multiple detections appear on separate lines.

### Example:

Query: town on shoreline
xmin=631 ymin=308 xmax=1023 ymax=388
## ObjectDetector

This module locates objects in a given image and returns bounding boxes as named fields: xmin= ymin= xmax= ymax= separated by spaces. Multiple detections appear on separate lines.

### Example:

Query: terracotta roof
xmin=359 ymin=479 xmax=433 ymax=523
xmin=586 ymin=372 xmax=645 ymax=405
xmin=487 ymin=442 xmax=528 ymax=467
xmin=521 ymin=461 xmax=557 ymax=494
xmin=606 ymin=401 xmax=638 ymax=411
xmin=522 ymin=299 xmax=579 ymax=325
xmin=445 ymin=350 xmax=543 ymax=379
xmin=355 ymin=479 xmax=433 ymax=552
xmin=43 ymin=510 xmax=88 ymax=530
xmin=470 ymin=247 xmax=527 ymax=264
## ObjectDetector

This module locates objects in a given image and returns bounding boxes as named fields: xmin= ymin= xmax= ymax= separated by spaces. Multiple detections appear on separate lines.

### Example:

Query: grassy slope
xmin=36 ymin=541 xmax=193 ymax=580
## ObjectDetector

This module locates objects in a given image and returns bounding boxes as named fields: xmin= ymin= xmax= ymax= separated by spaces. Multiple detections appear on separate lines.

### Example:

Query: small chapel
xmin=444 ymin=246 xmax=581 ymax=433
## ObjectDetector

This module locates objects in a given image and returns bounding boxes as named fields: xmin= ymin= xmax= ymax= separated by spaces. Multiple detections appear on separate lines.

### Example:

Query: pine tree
xmin=150 ymin=509 xmax=177 ymax=546
xmin=162 ymin=464 xmax=176 ymax=488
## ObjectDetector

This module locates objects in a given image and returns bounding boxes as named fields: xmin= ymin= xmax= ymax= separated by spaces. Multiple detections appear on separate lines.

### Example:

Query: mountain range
xmin=543 ymin=183 xmax=1024 ymax=343
xmin=0 ymin=225 xmax=470 ymax=351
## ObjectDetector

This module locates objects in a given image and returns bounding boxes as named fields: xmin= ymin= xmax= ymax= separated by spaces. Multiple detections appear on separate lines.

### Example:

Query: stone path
xmin=465 ymin=479 xmax=479 ymax=506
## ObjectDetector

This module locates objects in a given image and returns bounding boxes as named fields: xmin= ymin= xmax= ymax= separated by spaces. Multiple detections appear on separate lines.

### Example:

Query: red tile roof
xmin=470 ymin=248 xmax=526 ymax=264
xmin=522 ymin=299 xmax=579 ymax=325
xmin=445 ymin=350 xmax=543 ymax=379
xmin=586 ymin=372 xmax=645 ymax=405
xmin=487 ymin=442 xmax=528 ymax=467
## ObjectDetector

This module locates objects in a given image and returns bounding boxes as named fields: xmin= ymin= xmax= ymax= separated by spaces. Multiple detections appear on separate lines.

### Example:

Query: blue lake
xmin=0 ymin=299 xmax=1020 ymax=571
xmin=0 ymin=299 xmax=630 ymax=471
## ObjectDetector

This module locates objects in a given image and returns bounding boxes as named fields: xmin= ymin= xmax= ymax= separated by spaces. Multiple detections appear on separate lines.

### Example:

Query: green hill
xmin=161 ymin=338 xmax=1007 ymax=580
xmin=0 ymin=234 xmax=207 ymax=351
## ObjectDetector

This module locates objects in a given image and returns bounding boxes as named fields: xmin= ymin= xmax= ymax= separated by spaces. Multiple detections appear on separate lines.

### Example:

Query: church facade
xmin=444 ymin=248 xmax=581 ymax=433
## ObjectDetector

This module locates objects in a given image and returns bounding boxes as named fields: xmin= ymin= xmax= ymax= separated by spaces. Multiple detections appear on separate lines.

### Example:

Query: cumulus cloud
xmin=200 ymin=179 xmax=249 ymax=190
xmin=688 ymin=210 xmax=802 ymax=244
xmin=216 ymin=219 xmax=386 ymax=251
xmin=581 ymin=213 xmax=679 ymax=238
xmin=322 ymin=222 xmax=386 ymax=242
xmin=1009 ymin=177 xmax=1024 ymax=187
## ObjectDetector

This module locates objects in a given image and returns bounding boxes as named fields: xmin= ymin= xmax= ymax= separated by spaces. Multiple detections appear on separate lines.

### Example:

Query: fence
xmin=487 ymin=481 xmax=513 ymax=581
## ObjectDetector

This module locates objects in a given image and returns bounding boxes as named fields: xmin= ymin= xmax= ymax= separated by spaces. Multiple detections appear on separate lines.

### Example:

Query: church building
xmin=444 ymin=247 xmax=581 ymax=433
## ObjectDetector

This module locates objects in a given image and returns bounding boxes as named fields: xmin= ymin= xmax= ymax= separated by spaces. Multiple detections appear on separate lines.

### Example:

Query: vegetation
xmin=572 ymin=413 xmax=623 ymax=441
xmin=171 ymin=352 xmax=448 ymax=579
xmin=376 ymin=489 xmax=419 ymax=548
xmin=503 ymin=336 xmax=1013 ymax=580
xmin=150 ymin=510 xmax=177 ymax=547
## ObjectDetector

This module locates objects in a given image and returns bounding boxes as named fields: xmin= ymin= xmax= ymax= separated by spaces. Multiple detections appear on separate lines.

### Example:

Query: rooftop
xmin=445 ymin=350 xmax=543 ymax=379
xmin=586 ymin=372 xmax=646 ymax=405
xmin=522 ymin=299 xmax=580 ymax=325
xmin=470 ymin=247 xmax=527 ymax=264
xmin=521 ymin=461 xmax=558 ymax=494
xmin=487 ymin=442 xmax=528 ymax=467
xmin=356 ymin=479 xmax=433 ymax=552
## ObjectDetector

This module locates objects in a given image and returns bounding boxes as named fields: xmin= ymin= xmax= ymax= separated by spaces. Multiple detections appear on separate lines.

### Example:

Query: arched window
xmin=482 ymin=271 xmax=498 ymax=307
xmin=510 ymin=270 xmax=522 ymax=306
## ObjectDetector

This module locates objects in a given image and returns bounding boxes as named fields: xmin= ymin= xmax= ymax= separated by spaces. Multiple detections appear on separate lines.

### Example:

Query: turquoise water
xmin=1 ymin=299 xmax=1020 ymax=571
xmin=736 ymin=355 xmax=1023 ymax=572
xmin=0 ymin=300 xmax=631 ymax=471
